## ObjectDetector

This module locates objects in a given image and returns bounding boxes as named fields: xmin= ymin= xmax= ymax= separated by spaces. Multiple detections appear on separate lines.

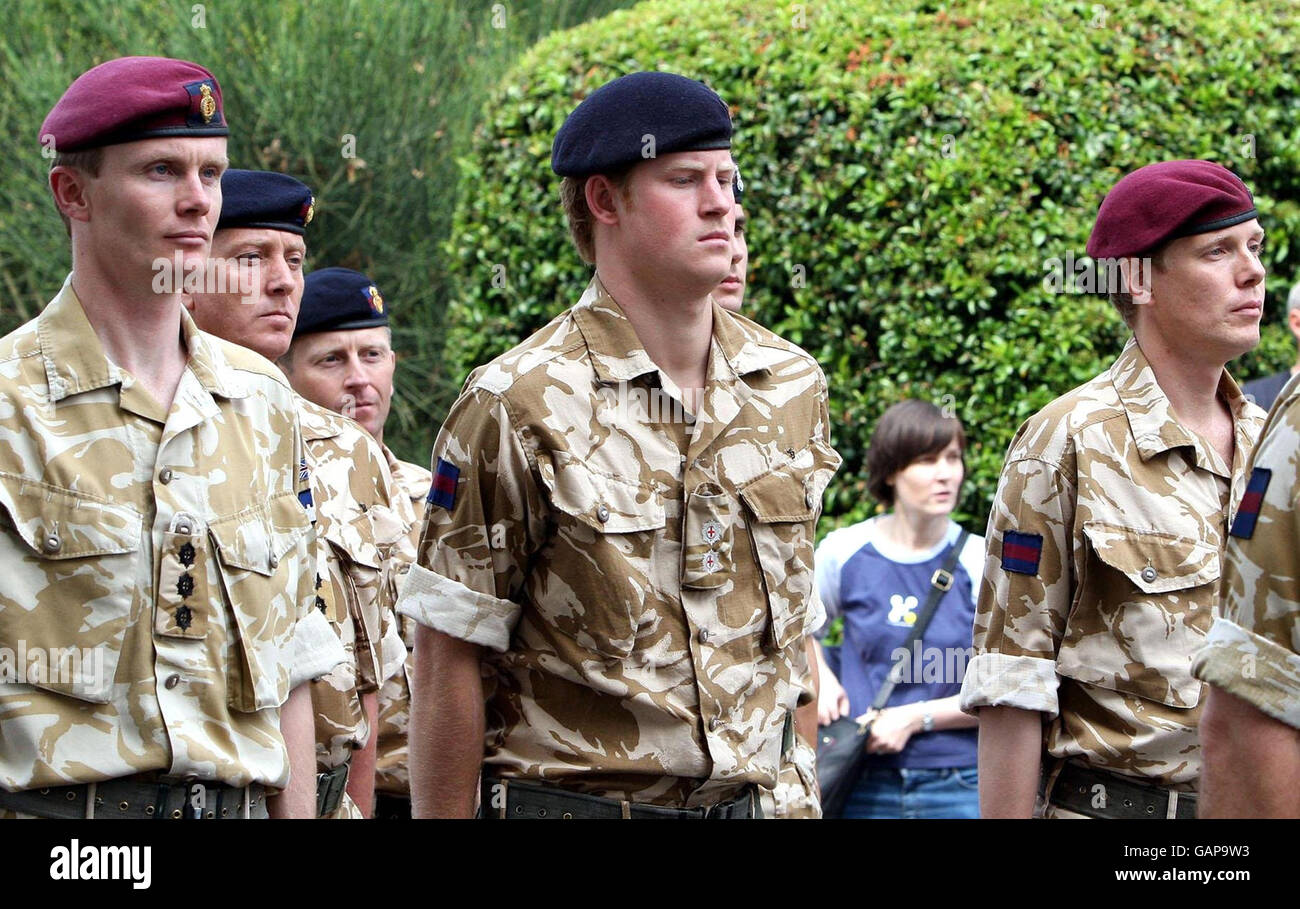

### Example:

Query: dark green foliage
xmin=0 ymin=0 xmax=635 ymax=464
xmin=446 ymin=0 xmax=1300 ymax=533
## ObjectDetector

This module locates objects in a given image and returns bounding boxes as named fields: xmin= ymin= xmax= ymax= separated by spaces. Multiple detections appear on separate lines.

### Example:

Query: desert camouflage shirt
xmin=0 ymin=278 xmax=344 ymax=793
xmin=960 ymin=337 xmax=1265 ymax=786
xmin=1193 ymin=374 xmax=1300 ymax=728
xmin=375 ymin=445 xmax=429 ymax=796
xmin=762 ymin=734 xmax=821 ymax=819
xmin=398 ymin=276 xmax=841 ymax=807
xmin=299 ymin=400 xmax=411 ymax=772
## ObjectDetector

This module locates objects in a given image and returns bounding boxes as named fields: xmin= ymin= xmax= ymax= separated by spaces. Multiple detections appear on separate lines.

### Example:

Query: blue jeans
xmin=841 ymin=767 xmax=980 ymax=819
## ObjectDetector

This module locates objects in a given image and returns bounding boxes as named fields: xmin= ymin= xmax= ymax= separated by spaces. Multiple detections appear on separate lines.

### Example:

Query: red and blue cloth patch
xmin=1002 ymin=530 xmax=1043 ymax=576
xmin=427 ymin=457 xmax=460 ymax=510
xmin=1229 ymin=467 xmax=1271 ymax=539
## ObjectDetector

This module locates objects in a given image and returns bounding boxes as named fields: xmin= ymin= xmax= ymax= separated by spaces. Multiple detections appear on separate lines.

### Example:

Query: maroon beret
xmin=40 ymin=56 xmax=228 ymax=153
xmin=1086 ymin=160 xmax=1257 ymax=260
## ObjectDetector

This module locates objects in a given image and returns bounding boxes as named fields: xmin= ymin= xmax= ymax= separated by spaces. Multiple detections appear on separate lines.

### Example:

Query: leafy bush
xmin=0 ymin=0 xmax=635 ymax=464
xmin=445 ymin=0 xmax=1300 ymax=531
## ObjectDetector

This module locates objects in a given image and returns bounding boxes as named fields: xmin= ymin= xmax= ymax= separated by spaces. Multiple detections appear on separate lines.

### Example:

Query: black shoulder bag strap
xmin=869 ymin=527 xmax=971 ymax=713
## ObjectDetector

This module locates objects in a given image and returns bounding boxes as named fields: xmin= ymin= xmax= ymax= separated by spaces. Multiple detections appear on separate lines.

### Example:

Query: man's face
xmin=66 ymin=136 xmax=227 ymax=287
xmin=184 ymin=228 xmax=306 ymax=360
xmin=283 ymin=327 xmax=396 ymax=441
xmin=1139 ymin=218 xmax=1265 ymax=363
xmin=713 ymin=204 xmax=748 ymax=312
xmin=610 ymin=149 xmax=736 ymax=299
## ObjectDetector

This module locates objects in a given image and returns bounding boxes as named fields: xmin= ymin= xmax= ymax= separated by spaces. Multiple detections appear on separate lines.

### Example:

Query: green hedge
xmin=0 ymin=0 xmax=635 ymax=465
xmin=446 ymin=0 xmax=1300 ymax=532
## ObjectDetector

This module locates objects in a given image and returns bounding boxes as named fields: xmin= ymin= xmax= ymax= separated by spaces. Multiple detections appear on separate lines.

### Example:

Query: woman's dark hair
xmin=866 ymin=399 xmax=966 ymax=507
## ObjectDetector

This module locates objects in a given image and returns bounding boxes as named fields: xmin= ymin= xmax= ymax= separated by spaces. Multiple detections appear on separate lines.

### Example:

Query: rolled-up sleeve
xmin=288 ymin=606 xmax=349 ymax=688
xmin=963 ymin=447 xmax=1076 ymax=716
xmin=394 ymin=388 xmax=544 ymax=654
xmin=1193 ymin=393 xmax=1300 ymax=728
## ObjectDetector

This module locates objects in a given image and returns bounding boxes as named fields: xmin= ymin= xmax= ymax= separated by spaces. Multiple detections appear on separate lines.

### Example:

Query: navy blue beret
xmin=218 ymin=169 xmax=314 ymax=235
xmin=296 ymin=267 xmax=388 ymax=338
xmin=551 ymin=71 xmax=732 ymax=178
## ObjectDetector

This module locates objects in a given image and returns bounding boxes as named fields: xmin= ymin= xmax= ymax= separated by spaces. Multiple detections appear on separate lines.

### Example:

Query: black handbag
xmin=816 ymin=529 xmax=970 ymax=818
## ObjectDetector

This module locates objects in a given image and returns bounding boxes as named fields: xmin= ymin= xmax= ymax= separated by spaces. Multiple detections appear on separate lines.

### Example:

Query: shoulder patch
xmin=1001 ymin=531 xmax=1043 ymax=576
xmin=428 ymin=457 xmax=460 ymax=510
xmin=1229 ymin=467 xmax=1271 ymax=540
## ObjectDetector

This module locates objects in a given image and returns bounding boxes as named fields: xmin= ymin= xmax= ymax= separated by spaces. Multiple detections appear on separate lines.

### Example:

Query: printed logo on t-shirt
xmin=887 ymin=593 xmax=918 ymax=627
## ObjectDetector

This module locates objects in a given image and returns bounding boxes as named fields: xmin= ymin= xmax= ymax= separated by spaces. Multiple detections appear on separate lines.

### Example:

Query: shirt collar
xmin=36 ymin=274 xmax=249 ymax=403
xmin=1110 ymin=335 xmax=1253 ymax=471
xmin=570 ymin=275 xmax=772 ymax=386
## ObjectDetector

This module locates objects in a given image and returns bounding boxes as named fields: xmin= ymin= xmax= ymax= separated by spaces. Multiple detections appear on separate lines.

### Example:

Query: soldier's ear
xmin=1120 ymin=256 xmax=1154 ymax=307
xmin=49 ymin=166 xmax=92 ymax=224
xmin=585 ymin=175 xmax=623 ymax=226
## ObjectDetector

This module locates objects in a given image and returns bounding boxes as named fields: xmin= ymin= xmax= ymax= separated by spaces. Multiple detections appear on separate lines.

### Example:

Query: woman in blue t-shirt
xmin=813 ymin=399 xmax=984 ymax=819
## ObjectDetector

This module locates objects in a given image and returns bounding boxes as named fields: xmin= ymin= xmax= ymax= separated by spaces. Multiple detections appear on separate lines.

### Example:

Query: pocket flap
xmin=1082 ymin=521 xmax=1220 ymax=594
xmin=740 ymin=470 xmax=813 ymax=523
xmin=0 ymin=472 xmax=141 ymax=558
xmin=740 ymin=439 xmax=840 ymax=524
xmin=209 ymin=494 xmax=311 ymax=576
xmin=319 ymin=507 xmax=383 ymax=570
xmin=540 ymin=454 xmax=665 ymax=533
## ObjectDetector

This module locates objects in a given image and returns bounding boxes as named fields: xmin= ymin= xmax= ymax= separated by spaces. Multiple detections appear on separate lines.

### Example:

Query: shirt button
xmin=175 ymin=521 xmax=193 ymax=536
xmin=269 ymin=554 xmax=280 ymax=569
xmin=804 ymin=490 xmax=814 ymax=508
xmin=159 ymin=468 xmax=173 ymax=485
xmin=164 ymin=674 xmax=180 ymax=690
xmin=1140 ymin=566 xmax=1157 ymax=583
xmin=42 ymin=532 xmax=61 ymax=554
xmin=698 ymin=628 xmax=710 ymax=644
xmin=596 ymin=504 xmax=610 ymax=523
xmin=708 ymin=717 xmax=721 ymax=732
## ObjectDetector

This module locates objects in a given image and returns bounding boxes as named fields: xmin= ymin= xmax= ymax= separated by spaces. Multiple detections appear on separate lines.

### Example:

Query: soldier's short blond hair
xmin=560 ymin=169 xmax=633 ymax=265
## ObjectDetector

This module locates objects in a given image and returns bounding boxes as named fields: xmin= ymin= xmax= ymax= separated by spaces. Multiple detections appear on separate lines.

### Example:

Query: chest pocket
xmin=1057 ymin=521 xmax=1220 ymax=708
xmin=0 ymin=474 xmax=142 ymax=703
xmin=209 ymin=494 xmax=312 ymax=712
xmin=739 ymin=443 xmax=838 ymax=652
xmin=320 ymin=509 xmax=385 ymax=688
xmin=536 ymin=454 xmax=665 ymax=658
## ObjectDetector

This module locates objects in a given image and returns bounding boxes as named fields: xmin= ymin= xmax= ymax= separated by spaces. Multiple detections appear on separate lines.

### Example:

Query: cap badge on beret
xmin=301 ymin=197 xmax=315 ymax=226
xmin=198 ymin=84 xmax=216 ymax=123
xmin=367 ymin=285 xmax=385 ymax=315
xmin=184 ymin=79 xmax=224 ymax=129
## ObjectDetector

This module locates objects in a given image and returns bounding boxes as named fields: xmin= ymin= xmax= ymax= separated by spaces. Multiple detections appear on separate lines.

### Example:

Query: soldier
xmin=397 ymin=71 xmax=840 ymax=818
xmin=1241 ymin=281 xmax=1300 ymax=410
xmin=1193 ymin=376 xmax=1300 ymax=817
xmin=961 ymin=160 xmax=1267 ymax=818
xmin=713 ymin=176 xmax=821 ymax=818
xmin=184 ymin=171 xmax=411 ymax=818
xmin=279 ymin=267 xmax=431 ymax=819
xmin=0 ymin=57 xmax=341 ymax=819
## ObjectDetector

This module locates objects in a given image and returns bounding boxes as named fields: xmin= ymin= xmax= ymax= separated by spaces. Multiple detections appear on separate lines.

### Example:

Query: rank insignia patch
xmin=1229 ymin=467 xmax=1271 ymax=540
xmin=428 ymin=457 xmax=460 ymax=510
xmin=1002 ymin=531 xmax=1043 ymax=576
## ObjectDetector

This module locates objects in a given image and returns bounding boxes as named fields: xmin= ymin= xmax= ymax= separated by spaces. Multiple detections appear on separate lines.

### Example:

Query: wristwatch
xmin=921 ymin=710 xmax=934 ymax=733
